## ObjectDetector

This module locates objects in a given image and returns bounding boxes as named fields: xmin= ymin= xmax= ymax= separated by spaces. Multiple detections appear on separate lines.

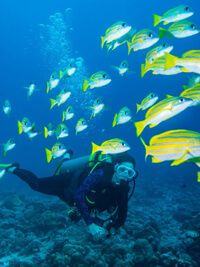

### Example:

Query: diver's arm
xmin=74 ymin=168 xmax=104 ymax=226
xmin=112 ymin=186 xmax=129 ymax=229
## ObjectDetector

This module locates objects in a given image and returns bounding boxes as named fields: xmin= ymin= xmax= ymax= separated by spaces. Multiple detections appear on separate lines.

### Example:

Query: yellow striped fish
xmin=45 ymin=142 xmax=67 ymax=163
xmin=112 ymin=106 xmax=132 ymax=127
xmin=180 ymin=83 xmax=200 ymax=105
xmin=134 ymin=96 xmax=193 ymax=136
xmin=165 ymin=50 xmax=200 ymax=74
xmin=91 ymin=138 xmax=130 ymax=155
xmin=101 ymin=21 xmax=132 ymax=48
xmin=82 ymin=71 xmax=111 ymax=92
xmin=140 ymin=129 xmax=200 ymax=166
xmin=127 ymin=29 xmax=159 ymax=54
xmin=145 ymin=43 xmax=174 ymax=63
xmin=159 ymin=20 xmax=199 ymax=38
xmin=136 ymin=92 xmax=159 ymax=113
xmin=141 ymin=55 xmax=182 ymax=77
xmin=153 ymin=5 xmax=194 ymax=27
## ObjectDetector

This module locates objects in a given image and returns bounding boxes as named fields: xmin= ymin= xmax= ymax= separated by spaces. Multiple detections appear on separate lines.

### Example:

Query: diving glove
xmin=87 ymin=223 xmax=107 ymax=241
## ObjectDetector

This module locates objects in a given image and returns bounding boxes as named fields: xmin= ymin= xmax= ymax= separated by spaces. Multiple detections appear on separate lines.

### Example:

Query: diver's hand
xmin=87 ymin=223 xmax=107 ymax=241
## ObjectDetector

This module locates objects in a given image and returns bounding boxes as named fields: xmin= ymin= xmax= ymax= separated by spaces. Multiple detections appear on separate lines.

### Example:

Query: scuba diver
xmin=0 ymin=151 xmax=138 ymax=240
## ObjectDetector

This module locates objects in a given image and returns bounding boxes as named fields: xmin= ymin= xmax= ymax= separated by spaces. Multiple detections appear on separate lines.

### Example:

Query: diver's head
xmin=111 ymin=153 xmax=138 ymax=185
xmin=88 ymin=151 xmax=138 ymax=185
xmin=112 ymin=161 xmax=137 ymax=185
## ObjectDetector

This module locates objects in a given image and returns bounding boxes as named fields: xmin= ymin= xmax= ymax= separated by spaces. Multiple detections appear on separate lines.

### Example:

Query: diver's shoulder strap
xmin=54 ymin=159 xmax=65 ymax=176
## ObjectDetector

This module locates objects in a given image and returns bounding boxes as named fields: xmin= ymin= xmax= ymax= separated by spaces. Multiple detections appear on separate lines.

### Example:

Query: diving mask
xmin=113 ymin=162 xmax=137 ymax=184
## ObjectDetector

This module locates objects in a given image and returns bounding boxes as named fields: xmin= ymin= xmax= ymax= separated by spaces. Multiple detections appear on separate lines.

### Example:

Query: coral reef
xmin=0 ymin=176 xmax=200 ymax=266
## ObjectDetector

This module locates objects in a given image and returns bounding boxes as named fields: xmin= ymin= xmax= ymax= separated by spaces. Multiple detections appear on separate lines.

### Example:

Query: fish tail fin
xmin=197 ymin=172 xmax=200 ymax=182
xmin=50 ymin=98 xmax=57 ymax=109
xmin=153 ymin=14 xmax=162 ymax=27
xmin=134 ymin=120 xmax=146 ymax=137
xmin=59 ymin=70 xmax=64 ymax=79
xmin=140 ymin=137 xmax=149 ymax=160
xmin=127 ymin=42 xmax=132 ymax=55
xmin=62 ymin=111 xmax=65 ymax=122
xmin=165 ymin=53 xmax=177 ymax=70
xmin=17 ymin=120 xmax=23 ymax=135
xmin=141 ymin=64 xmax=147 ymax=78
xmin=159 ymin=27 xmax=169 ymax=38
xmin=82 ymin=80 xmax=89 ymax=92
xmin=136 ymin=103 xmax=141 ymax=113
xmin=45 ymin=148 xmax=52 ymax=163
xmin=101 ymin=36 xmax=105 ymax=48
xmin=90 ymin=111 xmax=95 ymax=119
xmin=46 ymin=82 xmax=50 ymax=94
xmin=112 ymin=114 xmax=118 ymax=127
xmin=91 ymin=142 xmax=100 ymax=155
xmin=44 ymin=127 xmax=49 ymax=138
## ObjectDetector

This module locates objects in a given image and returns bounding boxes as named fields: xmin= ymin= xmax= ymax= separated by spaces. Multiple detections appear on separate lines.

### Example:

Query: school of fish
xmin=1 ymin=4 xmax=200 ymax=180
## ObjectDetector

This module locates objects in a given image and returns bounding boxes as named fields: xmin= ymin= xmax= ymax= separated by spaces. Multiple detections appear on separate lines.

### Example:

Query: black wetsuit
xmin=13 ymin=162 xmax=129 ymax=229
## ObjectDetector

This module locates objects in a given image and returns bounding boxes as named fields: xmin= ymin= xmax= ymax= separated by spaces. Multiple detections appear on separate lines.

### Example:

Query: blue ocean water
xmin=0 ymin=0 xmax=200 ymax=266
xmin=1 ymin=0 xmax=199 ymax=191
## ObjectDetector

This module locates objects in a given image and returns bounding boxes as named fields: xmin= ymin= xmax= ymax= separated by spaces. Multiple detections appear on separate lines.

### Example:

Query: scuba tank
xmin=54 ymin=152 xmax=112 ymax=176
xmin=56 ymin=156 xmax=90 ymax=176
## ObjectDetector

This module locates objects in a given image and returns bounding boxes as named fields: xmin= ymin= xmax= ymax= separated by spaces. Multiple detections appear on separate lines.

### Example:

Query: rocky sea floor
xmin=0 ymin=171 xmax=200 ymax=267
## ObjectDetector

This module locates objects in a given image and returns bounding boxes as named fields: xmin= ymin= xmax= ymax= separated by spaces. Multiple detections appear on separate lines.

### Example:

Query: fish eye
xmin=148 ymin=32 xmax=153 ymax=38
xmin=102 ymin=74 xmax=107 ymax=78
xmin=150 ymin=93 xmax=155 ymax=97
xmin=163 ymin=43 xmax=166 ymax=47
xmin=190 ymin=24 xmax=195 ymax=29
xmin=184 ymin=6 xmax=189 ymax=11
xmin=179 ymin=98 xmax=185 ymax=103
xmin=122 ymin=22 xmax=126 ymax=27
xmin=122 ymin=142 xmax=126 ymax=146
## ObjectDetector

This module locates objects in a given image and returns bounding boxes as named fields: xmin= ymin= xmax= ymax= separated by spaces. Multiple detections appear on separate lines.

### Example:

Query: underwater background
xmin=0 ymin=0 xmax=200 ymax=266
